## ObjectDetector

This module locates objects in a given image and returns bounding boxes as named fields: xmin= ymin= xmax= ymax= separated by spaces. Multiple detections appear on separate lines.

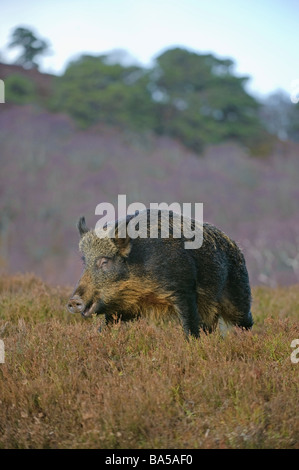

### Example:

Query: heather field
xmin=0 ymin=274 xmax=298 ymax=449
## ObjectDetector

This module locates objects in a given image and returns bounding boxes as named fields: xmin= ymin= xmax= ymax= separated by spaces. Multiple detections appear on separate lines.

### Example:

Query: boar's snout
xmin=67 ymin=295 xmax=85 ymax=314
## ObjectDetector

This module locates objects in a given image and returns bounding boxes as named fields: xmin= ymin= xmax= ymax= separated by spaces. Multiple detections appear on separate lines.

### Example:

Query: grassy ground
xmin=0 ymin=273 xmax=298 ymax=449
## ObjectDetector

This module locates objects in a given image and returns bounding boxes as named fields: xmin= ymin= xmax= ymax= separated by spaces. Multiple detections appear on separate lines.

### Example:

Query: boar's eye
xmin=96 ymin=257 xmax=112 ymax=271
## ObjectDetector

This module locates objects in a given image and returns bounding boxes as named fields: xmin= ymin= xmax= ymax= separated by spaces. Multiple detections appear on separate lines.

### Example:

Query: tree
xmin=52 ymin=54 xmax=156 ymax=129
xmin=8 ymin=27 xmax=49 ymax=69
xmin=149 ymin=48 xmax=262 ymax=152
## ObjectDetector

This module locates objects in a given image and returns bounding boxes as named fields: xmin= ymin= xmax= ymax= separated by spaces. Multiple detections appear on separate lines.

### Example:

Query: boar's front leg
xmin=97 ymin=312 xmax=120 ymax=334
xmin=175 ymin=295 xmax=200 ymax=338
xmin=104 ymin=312 xmax=123 ymax=326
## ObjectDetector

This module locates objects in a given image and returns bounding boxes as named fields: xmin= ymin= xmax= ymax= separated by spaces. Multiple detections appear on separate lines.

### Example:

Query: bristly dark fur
xmin=69 ymin=209 xmax=253 ymax=338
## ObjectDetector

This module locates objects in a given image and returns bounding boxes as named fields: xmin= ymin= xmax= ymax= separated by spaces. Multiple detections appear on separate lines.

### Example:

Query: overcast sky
xmin=0 ymin=0 xmax=298 ymax=98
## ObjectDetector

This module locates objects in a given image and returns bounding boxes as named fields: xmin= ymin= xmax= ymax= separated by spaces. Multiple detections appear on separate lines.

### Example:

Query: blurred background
xmin=0 ymin=0 xmax=299 ymax=287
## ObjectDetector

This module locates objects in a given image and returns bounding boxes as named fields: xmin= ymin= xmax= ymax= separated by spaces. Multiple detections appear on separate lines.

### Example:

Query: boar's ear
xmin=77 ymin=216 xmax=90 ymax=238
xmin=112 ymin=220 xmax=131 ymax=258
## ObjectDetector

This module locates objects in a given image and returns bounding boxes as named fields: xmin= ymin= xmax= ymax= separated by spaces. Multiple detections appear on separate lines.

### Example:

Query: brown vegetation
xmin=0 ymin=273 xmax=298 ymax=448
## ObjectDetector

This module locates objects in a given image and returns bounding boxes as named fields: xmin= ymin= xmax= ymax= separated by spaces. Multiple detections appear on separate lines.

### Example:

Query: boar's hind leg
xmin=175 ymin=296 xmax=200 ymax=338
xmin=219 ymin=294 xmax=253 ymax=331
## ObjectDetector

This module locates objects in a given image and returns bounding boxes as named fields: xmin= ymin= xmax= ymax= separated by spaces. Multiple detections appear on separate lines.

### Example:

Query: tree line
xmin=3 ymin=27 xmax=299 ymax=153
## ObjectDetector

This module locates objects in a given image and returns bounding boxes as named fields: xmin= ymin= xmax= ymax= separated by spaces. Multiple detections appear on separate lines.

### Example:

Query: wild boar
xmin=67 ymin=209 xmax=253 ymax=337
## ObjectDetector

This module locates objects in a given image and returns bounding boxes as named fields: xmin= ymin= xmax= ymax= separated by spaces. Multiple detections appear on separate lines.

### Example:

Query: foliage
xmin=52 ymin=47 xmax=263 ymax=152
xmin=149 ymin=48 xmax=262 ymax=152
xmin=0 ymin=274 xmax=298 ymax=449
xmin=8 ymin=27 xmax=49 ymax=70
xmin=51 ymin=54 xmax=156 ymax=130
xmin=4 ymin=73 xmax=37 ymax=104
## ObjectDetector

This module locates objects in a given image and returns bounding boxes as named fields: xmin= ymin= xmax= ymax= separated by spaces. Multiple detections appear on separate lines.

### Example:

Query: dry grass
xmin=0 ymin=273 xmax=298 ymax=449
